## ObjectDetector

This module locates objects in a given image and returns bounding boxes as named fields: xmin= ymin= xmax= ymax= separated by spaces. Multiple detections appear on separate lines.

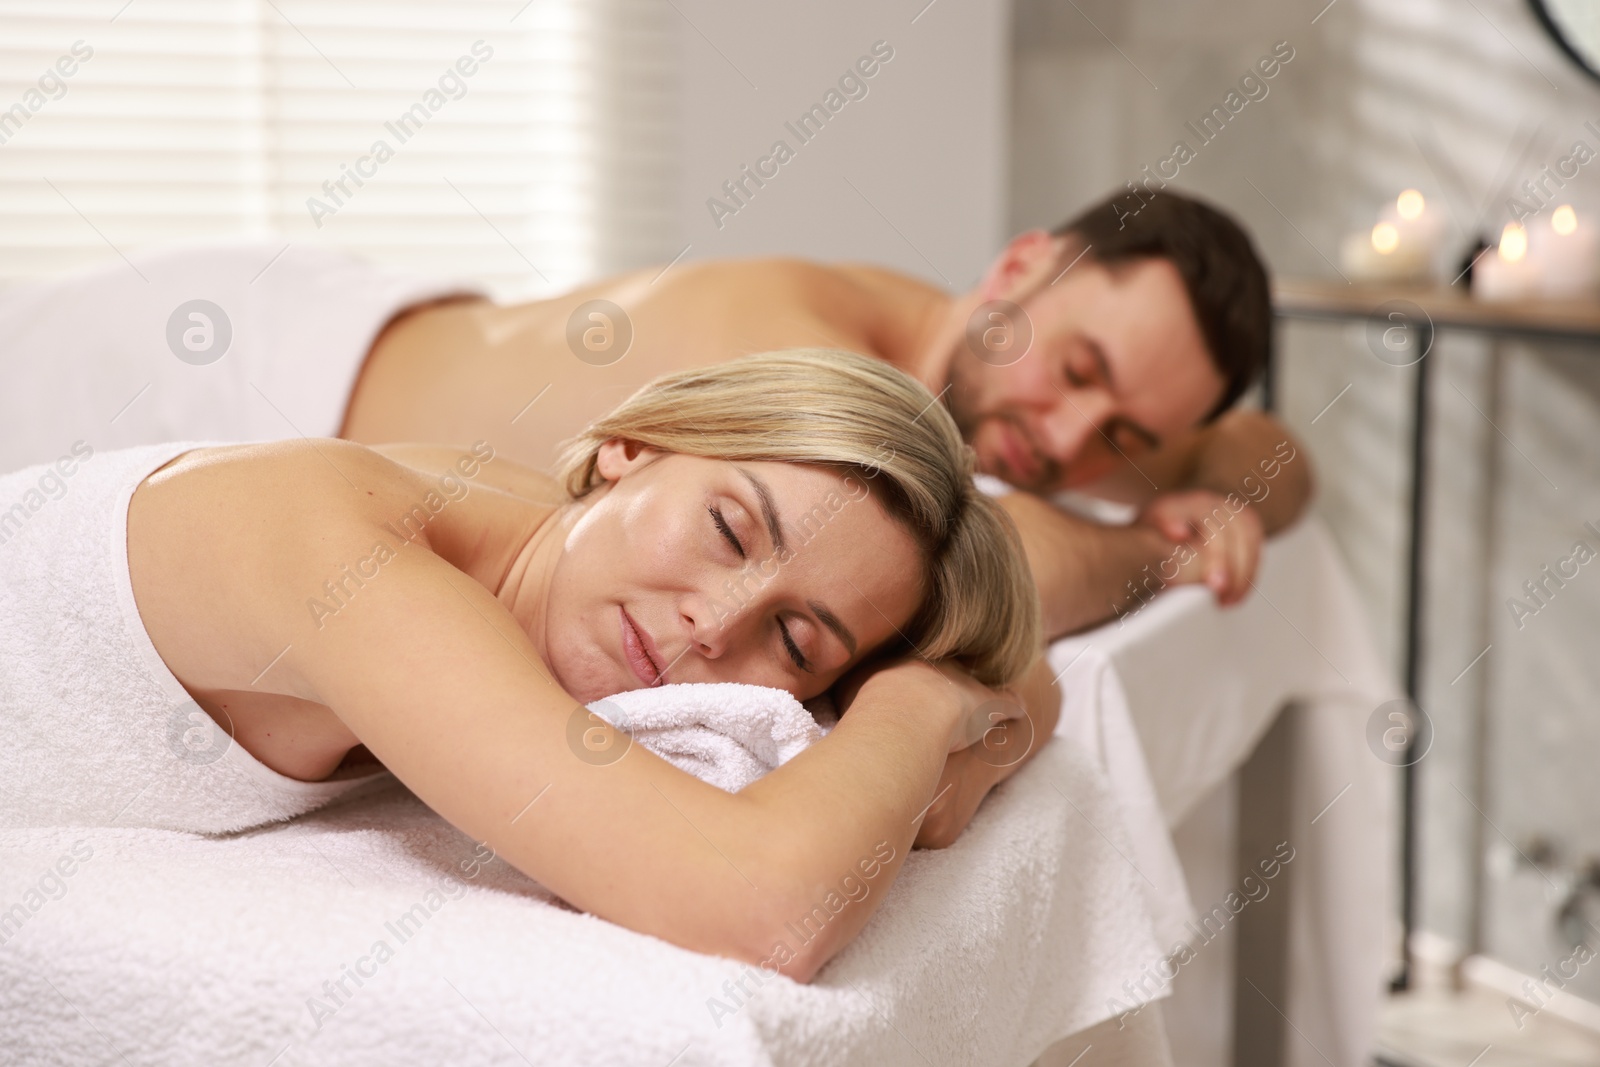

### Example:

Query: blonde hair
xmin=555 ymin=348 xmax=1041 ymax=686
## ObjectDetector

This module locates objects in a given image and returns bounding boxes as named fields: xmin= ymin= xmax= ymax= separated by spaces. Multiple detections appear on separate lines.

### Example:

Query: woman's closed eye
xmin=708 ymin=505 xmax=745 ymax=558
xmin=778 ymin=617 xmax=812 ymax=673
xmin=710 ymin=503 xmax=812 ymax=673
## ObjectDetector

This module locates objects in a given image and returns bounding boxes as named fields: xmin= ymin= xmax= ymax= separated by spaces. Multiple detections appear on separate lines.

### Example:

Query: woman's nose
xmin=681 ymin=589 xmax=742 ymax=660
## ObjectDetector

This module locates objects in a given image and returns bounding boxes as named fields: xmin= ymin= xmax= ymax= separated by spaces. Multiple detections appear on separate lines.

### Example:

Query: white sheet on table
xmin=0 ymin=241 xmax=476 ymax=476
xmin=1047 ymin=518 xmax=1399 ymax=1067
xmin=0 ymin=737 xmax=1172 ymax=1067
xmin=1049 ymin=643 xmax=1195 ymax=955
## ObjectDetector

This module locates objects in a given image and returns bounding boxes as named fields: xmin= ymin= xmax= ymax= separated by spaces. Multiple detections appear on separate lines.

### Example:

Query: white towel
xmin=586 ymin=683 xmax=838 ymax=794
xmin=0 ymin=729 xmax=1172 ymax=1067
xmin=0 ymin=241 xmax=478 ymax=476
xmin=0 ymin=441 xmax=393 ymax=835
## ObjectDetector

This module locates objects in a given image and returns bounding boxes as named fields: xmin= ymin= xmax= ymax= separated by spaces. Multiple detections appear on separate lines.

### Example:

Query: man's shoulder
xmin=674 ymin=254 xmax=827 ymax=280
xmin=642 ymin=255 xmax=827 ymax=303
xmin=682 ymin=256 xmax=930 ymax=295
xmin=826 ymin=260 xmax=945 ymax=299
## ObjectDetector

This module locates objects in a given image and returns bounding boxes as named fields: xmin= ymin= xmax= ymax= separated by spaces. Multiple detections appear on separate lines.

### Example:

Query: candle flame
xmin=1500 ymin=222 xmax=1528 ymax=263
xmin=1397 ymin=190 xmax=1425 ymax=221
xmin=1371 ymin=222 xmax=1400 ymax=255
xmin=1553 ymin=205 xmax=1578 ymax=236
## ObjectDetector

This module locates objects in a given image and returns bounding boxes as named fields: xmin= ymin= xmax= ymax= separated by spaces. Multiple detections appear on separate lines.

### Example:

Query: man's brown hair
xmin=1051 ymin=189 xmax=1271 ymax=421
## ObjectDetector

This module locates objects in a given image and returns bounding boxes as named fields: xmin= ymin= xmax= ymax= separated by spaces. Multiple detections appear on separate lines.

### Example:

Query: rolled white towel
xmin=585 ymin=683 xmax=838 ymax=793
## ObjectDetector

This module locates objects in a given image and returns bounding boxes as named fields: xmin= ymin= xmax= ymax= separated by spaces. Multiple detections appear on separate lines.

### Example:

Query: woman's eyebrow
xmin=734 ymin=466 xmax=787 ymax=555
xmin=808 ymin=599 xmax=857 ymax=656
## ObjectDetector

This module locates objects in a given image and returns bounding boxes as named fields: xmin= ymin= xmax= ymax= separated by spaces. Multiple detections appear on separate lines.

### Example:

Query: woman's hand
xmin=833 ymin=657 xmax=1026 ymax=754
xmin=829 ymin=655 xmax=1060 ymax=849
xmin=912 ymin=656 xmax=1062 ymax=849
xmin=915 ymin=745 xmax=991 ymax=850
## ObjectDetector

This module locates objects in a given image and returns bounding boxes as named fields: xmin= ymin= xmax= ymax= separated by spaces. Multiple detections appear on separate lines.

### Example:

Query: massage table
xmin=1048 ymin=518 xmax=1400 ymax=1066
xmin=0 ymin=515 xmax=1389 ymax=1066
xmin=1 ymin=719 xmax=1183 ymax=1066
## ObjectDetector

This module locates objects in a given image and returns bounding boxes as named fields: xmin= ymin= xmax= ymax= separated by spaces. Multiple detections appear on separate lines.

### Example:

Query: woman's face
xmin=540 ymin=442 xmax=926 ymax=703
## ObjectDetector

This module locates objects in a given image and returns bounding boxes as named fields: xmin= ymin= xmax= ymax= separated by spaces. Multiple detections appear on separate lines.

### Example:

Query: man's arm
xmin=998 ymin=492 xmax=1179 ymax=639
xmin=1082 ymin=409 xmax=1313 ymax=535
xmin=1002 ymin=410 xmax=1313 ymax=638
xmin=1184 ymin=410 xmax=1312 ymax=534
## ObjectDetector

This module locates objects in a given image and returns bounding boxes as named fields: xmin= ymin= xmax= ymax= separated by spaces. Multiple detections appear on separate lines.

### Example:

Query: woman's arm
xmin=295 ymin=548 xmax=974 ymax=982
xmin=134 ymin=442 xmax=981 ymax=982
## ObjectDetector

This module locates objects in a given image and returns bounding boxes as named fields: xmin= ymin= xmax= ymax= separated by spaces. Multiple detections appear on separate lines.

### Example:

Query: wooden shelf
xmin=1273 ymin=277 xmax=1600 ymax=342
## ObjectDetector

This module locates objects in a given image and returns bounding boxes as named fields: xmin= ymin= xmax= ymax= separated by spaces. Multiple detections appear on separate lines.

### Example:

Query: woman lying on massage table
xmin=11 ymin=348 xmax=1058 ymax=983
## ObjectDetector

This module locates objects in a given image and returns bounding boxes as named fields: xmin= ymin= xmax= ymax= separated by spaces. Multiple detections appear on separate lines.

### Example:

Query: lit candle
xmin=1387 ymin=189 xmax=1445 ymax=271
xmin=1372 ymin=222 xmax=1399 ymax=255
xmin=1473 ymin=222 xmax=1542 ymax=302
xmin=1339 ymin=190 xmax=1438 ymax=283
xmin=1530 ymin=205 xmax=1600 ymax=300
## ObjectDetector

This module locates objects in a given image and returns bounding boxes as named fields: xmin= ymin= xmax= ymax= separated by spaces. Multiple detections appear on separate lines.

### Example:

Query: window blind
xmin=0 ymin=0 xmax=677 ymax=298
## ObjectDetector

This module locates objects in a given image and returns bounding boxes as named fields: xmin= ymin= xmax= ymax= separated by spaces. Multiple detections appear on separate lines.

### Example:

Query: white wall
xmin=672 ymin=0 xmax=1010 ymax=291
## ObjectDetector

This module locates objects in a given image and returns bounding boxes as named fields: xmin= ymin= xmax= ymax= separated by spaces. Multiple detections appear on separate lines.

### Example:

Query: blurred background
xmin=4 ymin=0 xmax=1599 ymax=1063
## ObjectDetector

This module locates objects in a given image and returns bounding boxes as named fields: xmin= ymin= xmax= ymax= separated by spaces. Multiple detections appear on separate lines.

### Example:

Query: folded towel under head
xmin=585 ymin=683 xmax=837 ymax=794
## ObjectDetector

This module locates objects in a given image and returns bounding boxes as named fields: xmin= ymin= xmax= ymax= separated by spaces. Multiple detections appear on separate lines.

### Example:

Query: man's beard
xmin=942 ymin=351 xmax=981 ymax=439
xmin=942 ymin=352 xmax=1063 ymax=491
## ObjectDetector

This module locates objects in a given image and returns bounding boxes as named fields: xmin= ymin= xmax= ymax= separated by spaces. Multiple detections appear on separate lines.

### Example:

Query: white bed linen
xmin=0 ymin=730 xmax=1175 ymax=1067
xmin=0 ymin=241 xmax=477 ymax=476
xmin=1047 ymin=518 xmax=1400 ymax=1067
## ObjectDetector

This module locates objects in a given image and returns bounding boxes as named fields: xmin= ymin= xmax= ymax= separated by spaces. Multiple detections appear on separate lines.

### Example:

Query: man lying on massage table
xmin=341 ymin=188 xmax=1314 ymax=643
xmin=318 ymin=190 xmax=1309 ymax=858
xmin=0 ymin=185 xmax=1309 ymax=642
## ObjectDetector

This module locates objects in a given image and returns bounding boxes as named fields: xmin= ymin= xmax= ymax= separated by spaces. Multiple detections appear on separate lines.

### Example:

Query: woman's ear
xmin=594 ymin=438 xmax=658 ymax=483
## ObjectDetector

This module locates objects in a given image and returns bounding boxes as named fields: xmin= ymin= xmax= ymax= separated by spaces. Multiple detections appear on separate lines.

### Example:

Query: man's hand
xmin=1136 ymin=490 xmax=1264 ymax=607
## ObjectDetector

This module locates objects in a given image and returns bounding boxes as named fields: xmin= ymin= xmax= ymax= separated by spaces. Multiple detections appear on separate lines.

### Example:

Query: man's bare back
xmin=343 ymin=258 xmax=952 ymax=472
xmin=340 ymin=231 xmax=1310 ymax=639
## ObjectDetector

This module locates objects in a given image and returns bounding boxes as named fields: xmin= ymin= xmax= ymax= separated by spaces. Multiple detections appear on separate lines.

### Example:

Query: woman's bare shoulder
xmin=140 ymin=438 xmax=422 ymax=520
xmin=367 ymin=442 xmax=563 ymax=504
xmin=127 ymin=439 xmax=440 ymax=693
xmin=135 ymin=437 xmax=545 ymax=555
xmin=129 ymin=438 xmax=554 ymax=693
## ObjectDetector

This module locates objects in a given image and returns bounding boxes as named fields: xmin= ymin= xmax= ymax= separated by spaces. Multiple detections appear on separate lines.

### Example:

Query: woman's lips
xmin=619 ymin=606 xmax=664 ymax=687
